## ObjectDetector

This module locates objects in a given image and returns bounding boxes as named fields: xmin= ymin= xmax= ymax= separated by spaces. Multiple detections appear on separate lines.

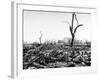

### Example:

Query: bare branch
xmin=74 ymin=24 xmax=83 ymax=33
xmin=69 ymin=26 xmax=73 ymax=35
xmin=40 ymin=31 xmax=43 ymax=38
xmin=71 ymin=13 xmax=75 ymax=29
xmin=66 ymin=21 xmax=71 ymax=26
xmin=74 ymin=13 xmax=79 ymax=25
xmin=39 ymin=31 xmax=43 ymax=44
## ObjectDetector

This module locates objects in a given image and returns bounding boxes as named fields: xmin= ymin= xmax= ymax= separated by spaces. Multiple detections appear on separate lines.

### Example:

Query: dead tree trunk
xmin=68 ymin=13 xmax=83 ymax=47
xmin=70 ymin=34 xmax=75 ymax=47
xmin=39 ymin=31 xmax=43 ymax=44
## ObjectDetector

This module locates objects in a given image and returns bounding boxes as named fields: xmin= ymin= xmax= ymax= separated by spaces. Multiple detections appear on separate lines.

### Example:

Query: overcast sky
xmin=23 ymin=10 xmax=91 ymax=43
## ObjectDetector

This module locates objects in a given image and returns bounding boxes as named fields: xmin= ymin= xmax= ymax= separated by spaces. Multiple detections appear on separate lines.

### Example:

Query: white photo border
xmin=11 ymin=2 xmax=97 ymax=78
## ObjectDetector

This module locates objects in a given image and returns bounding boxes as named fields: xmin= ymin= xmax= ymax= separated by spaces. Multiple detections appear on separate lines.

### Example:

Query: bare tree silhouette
xmin=67 ymin=13 xmax=83 ymax=47
xmin=39 ymin=31 xmax=43 ymax=44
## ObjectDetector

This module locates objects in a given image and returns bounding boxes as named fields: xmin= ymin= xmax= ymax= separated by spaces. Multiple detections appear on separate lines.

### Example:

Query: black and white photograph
xmin=23 ymin=10 xmax=91 ymax=69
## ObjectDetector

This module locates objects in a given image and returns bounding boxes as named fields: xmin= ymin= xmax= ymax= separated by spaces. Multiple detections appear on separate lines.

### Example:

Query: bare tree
xmin=39 ymin=31 xmax=43 ymax=44
xmin=67 ymin=13 xmax=83 ymax=47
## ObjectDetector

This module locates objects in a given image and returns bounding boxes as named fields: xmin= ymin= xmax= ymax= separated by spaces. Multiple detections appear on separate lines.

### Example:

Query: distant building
xmin=63 ymin=37 xmax=71 ymax=43
xmin=58 ymin=37 xmax=89 ymax=45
